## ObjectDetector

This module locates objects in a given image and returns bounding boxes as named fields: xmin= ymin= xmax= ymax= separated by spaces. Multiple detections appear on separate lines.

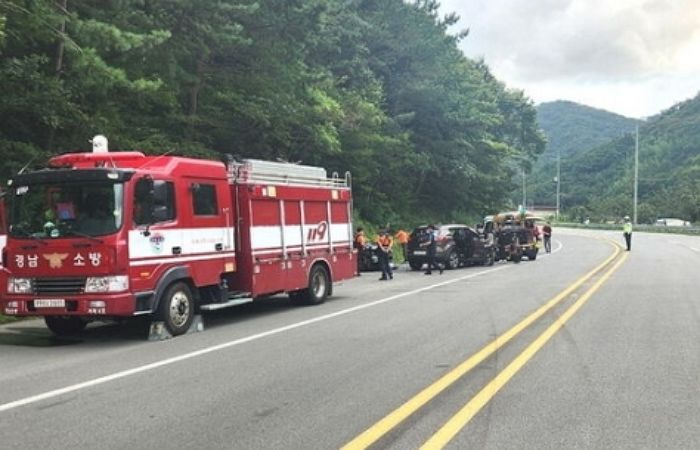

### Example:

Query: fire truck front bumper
xmin=2 ymin=292 xmax=138 ymax=318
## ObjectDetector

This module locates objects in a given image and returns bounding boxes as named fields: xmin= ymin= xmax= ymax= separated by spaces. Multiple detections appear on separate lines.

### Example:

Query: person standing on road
xmin=354 ymin=227 xmax=367 ymax=275
xmin=543 ymin=222 xmax=552 ymax=253
xmin=525 ymin=219 xmax=540 ymax=248
xmin=622 ymin=216 xmax=633 ymax=251
xmin=394 ymin=228 xmax=409 ymax=263
xmin=376 ymin=230 xmax=394 ymax=280
xmin=422 ymin=224 xmax=443 ymax=275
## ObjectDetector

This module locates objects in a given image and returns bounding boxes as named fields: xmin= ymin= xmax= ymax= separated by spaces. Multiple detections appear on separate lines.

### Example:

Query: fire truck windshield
xmin=9 ymin=181 xmax=124 ymax=239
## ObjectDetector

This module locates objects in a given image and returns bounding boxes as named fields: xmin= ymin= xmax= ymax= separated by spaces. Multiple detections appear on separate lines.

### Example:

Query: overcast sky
xmin=438 ymin=0 xmax=700 ymax=118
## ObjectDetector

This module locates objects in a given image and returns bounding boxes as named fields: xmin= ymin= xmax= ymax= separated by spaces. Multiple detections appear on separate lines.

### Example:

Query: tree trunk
xmin=189 ymin=57 xmax=205 ymax=116
xmin=47 ymin=0 xmax=68 ymax=152
xmin=186 ymin=56 xmax=206 ymax=139
xmin=54 ymin=0 xmax=68 ymax=76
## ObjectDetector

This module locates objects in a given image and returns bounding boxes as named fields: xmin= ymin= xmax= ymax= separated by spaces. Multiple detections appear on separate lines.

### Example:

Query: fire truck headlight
xmin=8 ymin=278 xmax=33 ymax=294
xmin=85 ymin=276 xmax=129 ymax=293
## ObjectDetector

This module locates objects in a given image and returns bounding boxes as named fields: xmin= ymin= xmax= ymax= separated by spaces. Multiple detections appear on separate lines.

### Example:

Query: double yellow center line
xmin=342 ymin=241 xmax=626 ymax=449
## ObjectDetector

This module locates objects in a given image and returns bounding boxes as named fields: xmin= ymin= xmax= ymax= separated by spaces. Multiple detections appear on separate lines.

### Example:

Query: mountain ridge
xmin=528 ymin=100 xmax=641 ymax=207
xmin=530 ymin=93 xmax=700 ymax=223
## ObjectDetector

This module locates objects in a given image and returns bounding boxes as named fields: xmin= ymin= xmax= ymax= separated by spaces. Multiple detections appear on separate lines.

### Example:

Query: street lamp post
xmin=633 ymin=125 xmax=639 ymax=225
xmin=522 ymin=168 xmax=526 ymax=211
xmin=556 ymin=149 xmax=560 ymax=220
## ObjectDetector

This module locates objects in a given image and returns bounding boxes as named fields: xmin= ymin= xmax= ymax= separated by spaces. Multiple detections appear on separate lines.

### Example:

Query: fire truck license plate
xmin=34 ymin=299 xmax=66 ymax=308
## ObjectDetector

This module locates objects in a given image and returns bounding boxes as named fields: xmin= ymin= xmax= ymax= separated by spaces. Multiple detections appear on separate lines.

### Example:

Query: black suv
xmin=406 ymin=224 xmax=495 ymax=270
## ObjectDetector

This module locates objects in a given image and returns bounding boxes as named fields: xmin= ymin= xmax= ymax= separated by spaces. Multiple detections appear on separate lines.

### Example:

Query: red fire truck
xmin=0 ymin=192 xmax=6 ymax=272
xmin=0 ymin=136 xmax=355 ymax=337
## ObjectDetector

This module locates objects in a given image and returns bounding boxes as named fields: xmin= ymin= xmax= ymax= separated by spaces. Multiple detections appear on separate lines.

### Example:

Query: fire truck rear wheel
xmin=158 ymin=282 xmax=195 ymax=336
xmin=44 ymin=316 xmax=88 ymax=336
xmin=298 ymin=264 xmax=330 ymax=305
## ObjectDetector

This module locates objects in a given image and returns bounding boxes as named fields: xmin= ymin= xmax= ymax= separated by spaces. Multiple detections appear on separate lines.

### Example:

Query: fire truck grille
xmin=33 ymin=277 xmax=86 ymax=295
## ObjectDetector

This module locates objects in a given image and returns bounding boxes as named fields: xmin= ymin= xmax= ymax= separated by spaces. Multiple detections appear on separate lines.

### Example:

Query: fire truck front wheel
xmin=44 ymin=316 xmax=88 ymax=336
xmin=158 ymin=282 xmax=195 ymax=336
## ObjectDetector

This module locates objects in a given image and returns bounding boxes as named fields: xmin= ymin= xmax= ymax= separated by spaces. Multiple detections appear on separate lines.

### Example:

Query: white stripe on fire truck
xmin=128 ymin=227 xmax=235 ymax=259
xmin=129 ymin=252 xmax=236 ymax=267
xmin=250 ymin=223 xmax=351 ymax=249
xmin=251 ymin=243 xmax=351 ymax=256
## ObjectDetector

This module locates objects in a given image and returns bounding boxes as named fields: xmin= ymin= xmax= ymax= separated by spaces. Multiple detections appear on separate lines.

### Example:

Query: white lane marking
xmin=538 ymin=239 xmax=563 ymax=256
xmin=553 ymin=239 xmax=563 ymax=253
xmin=0 ymin=265 xmax=513 ymax=414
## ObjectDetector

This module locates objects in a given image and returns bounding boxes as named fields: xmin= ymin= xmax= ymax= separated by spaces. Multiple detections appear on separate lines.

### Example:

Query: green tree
xmin=0 ymin=0 xmax=549 ymax=229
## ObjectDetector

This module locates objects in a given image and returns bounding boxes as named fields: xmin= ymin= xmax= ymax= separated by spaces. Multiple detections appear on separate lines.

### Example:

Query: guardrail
xmin=555 ymin=222 xmax=700 ymax=236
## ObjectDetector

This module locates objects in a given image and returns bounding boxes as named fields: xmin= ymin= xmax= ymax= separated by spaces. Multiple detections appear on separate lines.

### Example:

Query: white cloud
xmin=520 ymin=74 xmax=700 ymax=118
xmin=439 ymin=0 xmax=700 ymax=117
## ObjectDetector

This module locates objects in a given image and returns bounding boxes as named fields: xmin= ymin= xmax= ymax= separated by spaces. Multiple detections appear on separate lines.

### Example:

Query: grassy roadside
xmin=0 ymin=314 xmax=19 ymax=325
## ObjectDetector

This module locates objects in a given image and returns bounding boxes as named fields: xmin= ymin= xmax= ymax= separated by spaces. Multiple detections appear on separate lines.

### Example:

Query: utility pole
xmin=556 ymin=149 xmax=561 ymax=220
xmin=522 ymin=168 xmax=526 ymax=211
xmin=633 ymin=125 xmax=639 ymax=225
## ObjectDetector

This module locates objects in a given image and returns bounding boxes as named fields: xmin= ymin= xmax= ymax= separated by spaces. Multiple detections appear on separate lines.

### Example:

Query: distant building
xmin=527 ymin=205 xmax=557 ymax=217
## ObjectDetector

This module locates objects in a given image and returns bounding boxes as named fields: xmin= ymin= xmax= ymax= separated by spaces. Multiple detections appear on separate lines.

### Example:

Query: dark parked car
xmin=406 ymin=224 xmax=495 ymax=270
xmin=358 ymin=243 xmax=397 ymax=272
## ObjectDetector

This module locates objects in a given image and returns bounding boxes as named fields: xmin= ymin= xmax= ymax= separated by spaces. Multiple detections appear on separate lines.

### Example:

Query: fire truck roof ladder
xmin=228 ymin=159 xmax=350 ymax=188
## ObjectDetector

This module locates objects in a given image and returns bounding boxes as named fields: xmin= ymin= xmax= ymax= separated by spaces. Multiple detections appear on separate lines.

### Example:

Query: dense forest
xmin=528 ymin=101 xmax=641 ymax=208
xmin=548 ymin=94 xmax=700 ymax=223
xmin=0 ymin=0 xmax=545 ymax=227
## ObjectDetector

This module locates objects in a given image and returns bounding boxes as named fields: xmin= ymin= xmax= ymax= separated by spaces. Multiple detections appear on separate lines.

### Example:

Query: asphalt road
xmin=1 ymin=229 xmax=699 ymax=449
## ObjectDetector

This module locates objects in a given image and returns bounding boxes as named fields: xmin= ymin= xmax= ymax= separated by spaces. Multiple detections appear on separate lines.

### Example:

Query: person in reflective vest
xmin=394 ymin=228 xmax=409 ymax=263
xmin=622 ymin=216 xmax=632 ymax=251
xmin=376 ymin=230 xmax=394 ymax=281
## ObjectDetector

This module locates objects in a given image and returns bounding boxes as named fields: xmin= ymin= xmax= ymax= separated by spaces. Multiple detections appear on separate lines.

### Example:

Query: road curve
xmin=1 ymin=230 xmax=698 ymax=449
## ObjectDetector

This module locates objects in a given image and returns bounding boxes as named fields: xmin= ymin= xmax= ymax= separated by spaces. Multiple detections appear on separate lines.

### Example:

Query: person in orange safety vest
xmin=394 ymin=228 xmax=409 ymax=263
xmin=376 ymin=230 xmax=394 ymax=281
